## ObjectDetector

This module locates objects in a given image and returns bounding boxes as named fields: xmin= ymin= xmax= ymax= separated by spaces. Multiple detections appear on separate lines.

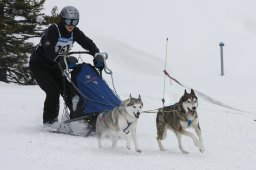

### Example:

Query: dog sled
xmin=57 ymin=51 xmax=121 ymax=136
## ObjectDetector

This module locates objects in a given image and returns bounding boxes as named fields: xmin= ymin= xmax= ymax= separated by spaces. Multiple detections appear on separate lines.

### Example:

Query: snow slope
xmin=1 ymin=0 xmax=256 ymax=169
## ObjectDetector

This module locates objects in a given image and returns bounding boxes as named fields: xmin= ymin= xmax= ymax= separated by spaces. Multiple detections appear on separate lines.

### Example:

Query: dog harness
xmin=118 ymin=110 xmax=135 ymax=134
xmin=160 ymin=104 xmax=193 ymax=130
xmin=123 ymin=122 xmax=132 ymax=134
xmin=99 ymin=109 xmax=133 ymax=134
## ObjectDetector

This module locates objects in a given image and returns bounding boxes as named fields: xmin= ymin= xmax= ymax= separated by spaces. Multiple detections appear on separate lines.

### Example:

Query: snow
xmin=36 ymin=16 xmax=45 ymax=24
xmin=1 ymin=0 xmax=256 ymax=169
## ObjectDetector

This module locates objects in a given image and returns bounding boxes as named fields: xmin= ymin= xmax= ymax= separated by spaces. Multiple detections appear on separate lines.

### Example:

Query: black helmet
xmin=60 ymin=6 xmax=79 ymax=26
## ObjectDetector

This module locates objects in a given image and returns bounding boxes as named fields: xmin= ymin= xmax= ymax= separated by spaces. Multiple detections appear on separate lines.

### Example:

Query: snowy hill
xmin=1 ymin=0 xmax=256 ymax=170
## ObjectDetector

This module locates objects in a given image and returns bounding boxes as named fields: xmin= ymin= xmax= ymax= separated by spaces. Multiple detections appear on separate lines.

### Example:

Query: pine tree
xmin=0 ymin=0 xmax=59 ymax=84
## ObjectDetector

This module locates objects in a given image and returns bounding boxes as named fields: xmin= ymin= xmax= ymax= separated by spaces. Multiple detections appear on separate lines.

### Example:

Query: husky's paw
xmin=98 ymin=139 xmax=102 ymax=148
xmin=181 ymin=150 xmax=189 ymax=154
xmin=180 ymin=147 xmax=189 ymax=154
xmin=136 ymin=149 xmax=142 ymax=153
xmin=199 ymin=147 xmax=205 ymax=153
xmin=159 ymin=147 xmax=165 ymax=151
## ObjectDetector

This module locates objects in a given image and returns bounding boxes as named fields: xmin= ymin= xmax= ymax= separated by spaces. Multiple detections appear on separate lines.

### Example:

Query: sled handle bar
xmin=68 ymin=51 xmax=91 ymax=55
xmin=68 ymin=51 xmax=109 ymax=60
xmin=67 ymin=51 xmax=112 ymax=74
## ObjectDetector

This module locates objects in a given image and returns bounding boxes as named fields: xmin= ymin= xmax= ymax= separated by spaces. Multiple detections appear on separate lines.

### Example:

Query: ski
xmin=44 ymin=123 xmax=96 ymax=137
xmin=47 ymin=129 xmax=84 ymax=137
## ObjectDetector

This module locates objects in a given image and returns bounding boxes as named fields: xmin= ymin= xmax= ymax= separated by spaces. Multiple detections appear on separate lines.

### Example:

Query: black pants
xmin=30 ymin=66 xmax=64 ymax=124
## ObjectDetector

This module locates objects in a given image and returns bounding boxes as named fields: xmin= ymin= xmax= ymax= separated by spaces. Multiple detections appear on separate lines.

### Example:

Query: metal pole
xmin=219 ymin=42 xmax=225 ymax=76
xmin=162 ymin=38 xmax=168 ymax=106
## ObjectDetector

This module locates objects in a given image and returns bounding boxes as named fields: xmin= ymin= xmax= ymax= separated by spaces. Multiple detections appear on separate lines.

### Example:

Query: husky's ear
xmin=184 ymin=89 xmax=188 ymax=94
xmin=191 ymin=89 xmax=195 ymax=95
xmin=138 ymin=94 xmax=141 ymax=100
xmin=129 ymin=94 xmax=133 ymax=102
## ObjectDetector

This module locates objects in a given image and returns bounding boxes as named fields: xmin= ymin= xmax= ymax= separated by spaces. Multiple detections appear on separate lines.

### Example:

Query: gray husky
xmin=156 ymin=89 xmax=205 ymax=154
xmin=96 ymin=95 xmax=143 ymax=153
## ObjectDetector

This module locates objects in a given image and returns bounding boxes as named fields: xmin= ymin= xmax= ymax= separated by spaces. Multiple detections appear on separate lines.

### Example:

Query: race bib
xmin=55 ymin=37 xmax=73 ymax=55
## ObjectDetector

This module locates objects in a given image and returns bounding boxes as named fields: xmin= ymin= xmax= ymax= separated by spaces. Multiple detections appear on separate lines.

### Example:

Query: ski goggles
xmin=63 ymin=19 xmax=79 ymax=26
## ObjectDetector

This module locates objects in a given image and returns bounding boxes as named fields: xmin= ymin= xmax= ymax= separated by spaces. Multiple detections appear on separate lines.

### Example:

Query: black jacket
xmin=29 ymin=22 xmax=99 ymax=69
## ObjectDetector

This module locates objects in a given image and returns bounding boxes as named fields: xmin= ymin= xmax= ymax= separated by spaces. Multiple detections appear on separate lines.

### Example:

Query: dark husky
xmin=156 ymin=89 xmax=205 ymax=154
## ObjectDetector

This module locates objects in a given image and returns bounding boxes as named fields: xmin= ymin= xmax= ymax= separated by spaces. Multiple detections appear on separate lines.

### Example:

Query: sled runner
xmin=57 ymin=51 xmax=121 ymax=136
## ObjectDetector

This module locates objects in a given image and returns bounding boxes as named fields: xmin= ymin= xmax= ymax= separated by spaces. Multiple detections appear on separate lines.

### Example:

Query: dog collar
xmin=187 ymin=120 xmax=192 ymax=126
xmin=118 ymin=109 xmax=134 ymax=134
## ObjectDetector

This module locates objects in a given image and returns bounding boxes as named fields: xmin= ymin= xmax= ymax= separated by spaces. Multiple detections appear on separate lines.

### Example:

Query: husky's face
xmin=125 ymin=95 xmax=143 ymax=119
xmin=181 ymin=89 xmax=198 ymax=116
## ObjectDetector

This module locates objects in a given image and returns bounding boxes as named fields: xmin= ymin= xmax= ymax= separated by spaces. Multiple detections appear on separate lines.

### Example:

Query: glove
xmin=67 ymin=56 xmax=78 ymax=69
xmin=93 ymin=53 xmax=105 ymax=70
